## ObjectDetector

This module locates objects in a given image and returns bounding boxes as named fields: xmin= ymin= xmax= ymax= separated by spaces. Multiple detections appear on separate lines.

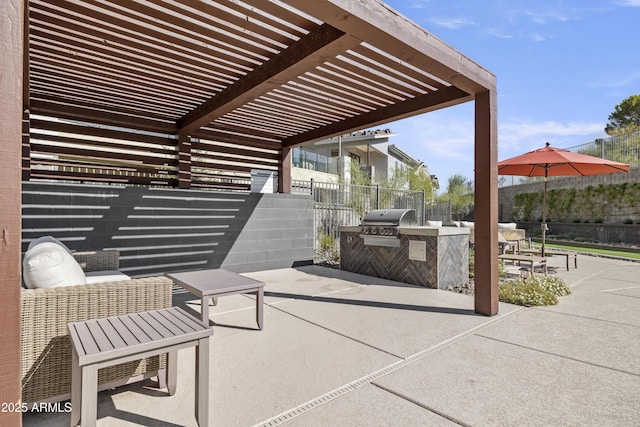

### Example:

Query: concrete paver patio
xmin=23 ymin=255 xmax=640 ymax=426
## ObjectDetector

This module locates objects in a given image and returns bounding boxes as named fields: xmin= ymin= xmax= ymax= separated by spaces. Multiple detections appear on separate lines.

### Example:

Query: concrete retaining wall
xmin=499 ymin=166 xmax=640 ymax=223
xmin=518 ymin=222 xmax=640 ymax=246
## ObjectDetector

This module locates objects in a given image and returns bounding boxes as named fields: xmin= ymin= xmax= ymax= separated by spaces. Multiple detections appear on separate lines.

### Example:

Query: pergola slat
xmin=30 ymin=71 xmax=193 ymax=114
xmin=30 ymin=42 xmax=222 ymax=96
xmin=30 ymin=98 xmax=177 ymax=134
xmin=46 ymin=0 xmax=270 ymax=64
xmin=28 ymin=25 xmax=240 ymax=87
xmin=192 ymin=129 xmax=281 ymax=151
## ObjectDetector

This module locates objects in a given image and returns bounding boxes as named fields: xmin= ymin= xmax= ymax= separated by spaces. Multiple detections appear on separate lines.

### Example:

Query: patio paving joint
xmin=475 ymin=334 xmax=640 ymax=377
xmin=268 ymin=302 xmax=405 ymax=359
xmin=532 ymin=306 xmax=640 ymax=328
xmin=370 ymin=382 xmax=471 ymax=427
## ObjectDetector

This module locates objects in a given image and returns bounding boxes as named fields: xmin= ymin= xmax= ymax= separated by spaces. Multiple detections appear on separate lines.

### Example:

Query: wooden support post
xmin=0 ymin=0 xmax=25 ymax=421
xmin=474 ymin=89 xmax=499 ymax=316
xmin=278 ymin=147 xmax=291 ymax=193
xmin=177 ymin=132 xmax=191 ymax=188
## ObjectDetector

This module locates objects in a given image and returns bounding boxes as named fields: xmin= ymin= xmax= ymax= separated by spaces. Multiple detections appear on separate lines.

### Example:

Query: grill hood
xmin=361 ymin=209 xmax=417 ymax=227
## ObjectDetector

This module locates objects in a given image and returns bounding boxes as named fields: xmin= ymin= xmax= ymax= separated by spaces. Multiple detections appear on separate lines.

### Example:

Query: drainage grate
xmin=254 ymin=306 xmax=525 ymax=426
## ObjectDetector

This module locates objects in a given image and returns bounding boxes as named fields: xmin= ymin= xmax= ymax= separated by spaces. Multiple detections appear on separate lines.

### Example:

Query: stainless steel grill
xmin=360 ymin=209 xmax=417 ymax=247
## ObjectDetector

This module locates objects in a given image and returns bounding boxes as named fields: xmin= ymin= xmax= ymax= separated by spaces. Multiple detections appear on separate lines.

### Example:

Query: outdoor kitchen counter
xmin=340 ymin=225 xmax=470 ymax=236
xmin=339 ymin=225 xmax=470 ymax=289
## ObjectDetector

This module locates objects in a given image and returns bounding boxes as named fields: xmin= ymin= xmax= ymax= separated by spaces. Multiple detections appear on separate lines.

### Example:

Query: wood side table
xmin=166 ymin=269 xmax=265 ymax=330
xmin=68 ymin=307 xmax=213 ymax=427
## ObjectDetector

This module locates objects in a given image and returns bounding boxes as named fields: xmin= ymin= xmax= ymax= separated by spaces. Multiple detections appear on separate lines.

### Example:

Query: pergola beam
xmin=283 ymin=0 xmax=494 ymax=95
xmin=281 ymin=86 xmax=472 ymax=148
xmin=177 ymin=23 xmax=361 ymax=136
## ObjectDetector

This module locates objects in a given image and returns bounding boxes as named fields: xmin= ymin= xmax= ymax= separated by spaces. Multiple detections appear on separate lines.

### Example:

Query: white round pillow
xmin=23 ymin=242 xmax=87 ymax=289
xmin=27 ymin=235 xmax=72 ymax=253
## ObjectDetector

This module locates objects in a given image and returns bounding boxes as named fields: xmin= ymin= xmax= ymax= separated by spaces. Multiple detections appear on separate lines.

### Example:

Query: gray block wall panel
xmin=22 ymin=182 xmax=313 ymax=277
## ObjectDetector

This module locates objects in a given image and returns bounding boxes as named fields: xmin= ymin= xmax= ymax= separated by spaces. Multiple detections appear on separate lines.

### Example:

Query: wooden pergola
xmin=1 ymin=0 xmax=498 ymax=413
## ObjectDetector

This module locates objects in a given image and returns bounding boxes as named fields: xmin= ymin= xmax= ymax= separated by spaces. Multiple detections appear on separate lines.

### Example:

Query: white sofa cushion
xmin=27 ymin=235 xmax=72 ymax=253
xmin=23 ymin=242 xmax=87 ymax=289
xmin=85 ymin=270 xmax=131 ymax=284
xmin=426 ymin=220 xmax=443 ymax=227
xmin=498 ymin=222 xmax=518 ymax=230
xmin=460 ymin=221 xmax=475 ymax=228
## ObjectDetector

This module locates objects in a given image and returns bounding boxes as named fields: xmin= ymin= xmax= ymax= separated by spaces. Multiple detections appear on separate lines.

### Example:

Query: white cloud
xmin=527 ymin=32 xmax=548 ymax=42
xmin=401 ymin=0 xmax=433 ymax=9
xmin=484 ymin=27 xmax=515 ymax=39
xmin=498 ymin=119 xmax=605 ymax=159
xmin=589 ymin=71 xmax=640 ymax=88
xmin=615 ymin=0 xmax=640 ymax=6
xmin=384 ymin=112 xmax=606 ymax=183
xmin=430 ymin=16 xmax=477 ymax=29
xmin=524 ymin=9 xmax=571 ymax=24
xmin=382 ymin=107 xmax=477 ymax=182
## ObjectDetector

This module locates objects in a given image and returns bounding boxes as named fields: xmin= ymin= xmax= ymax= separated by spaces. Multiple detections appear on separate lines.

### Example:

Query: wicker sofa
xmin=21 ymin=249 xmax=173 ymax=403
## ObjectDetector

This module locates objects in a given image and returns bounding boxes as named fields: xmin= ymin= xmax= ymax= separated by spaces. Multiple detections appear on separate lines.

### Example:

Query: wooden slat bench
xmin=519 ymin=249 xmax=578 ymax=271
xmin=68 ymin=307 xmax=213 ymax=427
xmin=498 ymin=254 xmax=547 ymax=274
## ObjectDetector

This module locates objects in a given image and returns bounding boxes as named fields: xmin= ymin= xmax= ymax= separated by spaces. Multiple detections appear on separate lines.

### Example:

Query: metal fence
xmin=500 ymin=130 xmax=640 ymax=188
xmin=425 ymin=199 xmax=474 ymax=223
xmin=292 ymin=180 xmax=425 ymax=265
xmin=567 ymin=130 xmax=640 ymax=165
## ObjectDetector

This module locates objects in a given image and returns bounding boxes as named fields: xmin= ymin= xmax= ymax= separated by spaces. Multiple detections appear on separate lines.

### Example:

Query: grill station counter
xmin=340 ymin=210 xmax=470 ymax=289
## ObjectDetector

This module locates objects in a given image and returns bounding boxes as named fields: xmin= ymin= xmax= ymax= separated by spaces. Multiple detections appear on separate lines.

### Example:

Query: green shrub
xmin=319 ymin=233 xmax=335 ymax=249
xmin=499 ymin=275 xmax=571 ymax=306
xmin=623 ymin=218 xmax=634 ymax=224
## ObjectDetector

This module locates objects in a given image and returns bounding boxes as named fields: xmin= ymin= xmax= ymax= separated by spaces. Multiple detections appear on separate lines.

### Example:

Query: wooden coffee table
xmin=166 ymin=269 xmax=265 ymax=330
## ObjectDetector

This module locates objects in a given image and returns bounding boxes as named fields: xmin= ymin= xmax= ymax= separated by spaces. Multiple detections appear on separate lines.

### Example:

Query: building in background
xmin=292 ymin=129 xmax=438 ymax=193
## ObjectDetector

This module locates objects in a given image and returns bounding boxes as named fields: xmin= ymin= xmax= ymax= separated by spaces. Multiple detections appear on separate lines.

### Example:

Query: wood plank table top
xmin=68 ymin=307 xmax=212 ymax=367
xmin=167 ymin=269 xmax=264 ymax=297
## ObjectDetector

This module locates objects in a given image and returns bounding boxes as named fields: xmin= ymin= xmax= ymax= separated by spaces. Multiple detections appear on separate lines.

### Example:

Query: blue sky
xmin=377 ymin=0 xmax=639 ymax=190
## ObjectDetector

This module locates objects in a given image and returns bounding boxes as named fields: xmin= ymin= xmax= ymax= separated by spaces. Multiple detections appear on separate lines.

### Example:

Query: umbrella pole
xmin=541 ymin=170 xmax=548 ymax=257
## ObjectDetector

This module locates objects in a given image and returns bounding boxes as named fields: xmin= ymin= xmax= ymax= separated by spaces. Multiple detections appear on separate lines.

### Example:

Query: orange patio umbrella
xmin=498 ymin=142 xmax=629 ymax=256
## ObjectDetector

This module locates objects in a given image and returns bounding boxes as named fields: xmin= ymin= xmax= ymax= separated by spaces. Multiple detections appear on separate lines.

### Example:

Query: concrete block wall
xmin=499 ymin=166 xmax=640 ymax=223
xmin=22 ymin=181 xmax=314 ymax=277
xmin=518 ymin=222 xmax=640 ymax=246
